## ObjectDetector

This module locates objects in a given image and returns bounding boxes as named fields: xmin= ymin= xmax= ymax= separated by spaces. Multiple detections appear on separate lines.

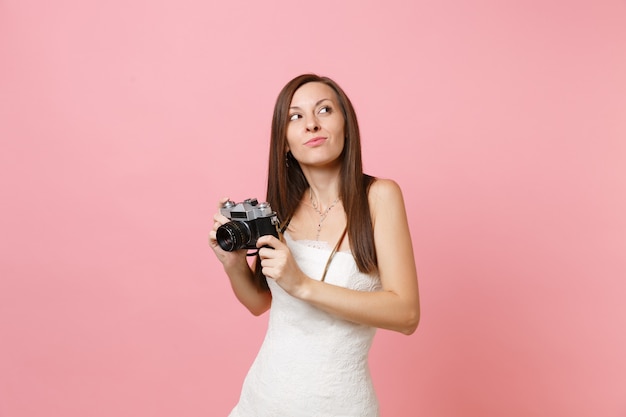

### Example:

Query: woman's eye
xmin=289 ymin=114 xmax=301 ymax=121
xmin=319 ymin=106 xmax=331 ymax=114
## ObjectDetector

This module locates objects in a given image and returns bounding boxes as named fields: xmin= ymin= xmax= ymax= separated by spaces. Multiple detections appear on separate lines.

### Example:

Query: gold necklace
xmin=309 ymin=189 xmax=340 ymax=241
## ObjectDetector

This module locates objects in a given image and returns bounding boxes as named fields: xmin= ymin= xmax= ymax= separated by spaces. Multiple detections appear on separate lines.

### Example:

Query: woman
xmin=209 ymin=74 xmax=420 ymax=416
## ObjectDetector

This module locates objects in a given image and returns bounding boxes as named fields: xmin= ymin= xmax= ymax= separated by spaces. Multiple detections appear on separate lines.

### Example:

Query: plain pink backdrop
xmin=1 ymin=1 xmax=625 ymax=416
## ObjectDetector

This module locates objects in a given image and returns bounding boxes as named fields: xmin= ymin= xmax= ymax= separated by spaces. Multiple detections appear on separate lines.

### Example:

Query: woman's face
xmin=286 ymin=82 xmax=345 ymax=169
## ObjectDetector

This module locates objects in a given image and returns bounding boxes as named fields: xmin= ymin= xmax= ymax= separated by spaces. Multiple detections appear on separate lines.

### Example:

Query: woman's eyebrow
xmin=289 ymin=98 xmax=332 ymax=110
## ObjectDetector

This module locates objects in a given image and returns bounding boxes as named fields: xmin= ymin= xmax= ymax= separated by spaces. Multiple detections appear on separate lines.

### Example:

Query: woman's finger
xmin=217 ymin=196 xmax=230 ymax=208
xmin=256 ymin=235 xmax=282 ymax=250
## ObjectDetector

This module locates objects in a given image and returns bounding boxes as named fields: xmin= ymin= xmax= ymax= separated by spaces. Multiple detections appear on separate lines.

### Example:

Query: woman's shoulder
xmin=367 ymin=177 xmax=403 ymax=202
xmin=366 ymin=177 xmax=405 ymax=219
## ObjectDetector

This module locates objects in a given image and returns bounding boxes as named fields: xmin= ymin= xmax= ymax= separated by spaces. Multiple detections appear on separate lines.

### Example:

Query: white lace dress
xmin=228 ymin=232 xmax=382 ymax=417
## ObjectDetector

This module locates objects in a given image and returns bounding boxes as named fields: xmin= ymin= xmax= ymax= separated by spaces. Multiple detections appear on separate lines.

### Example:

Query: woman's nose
xmin=306 ymin=116 xmax=320 ymax=132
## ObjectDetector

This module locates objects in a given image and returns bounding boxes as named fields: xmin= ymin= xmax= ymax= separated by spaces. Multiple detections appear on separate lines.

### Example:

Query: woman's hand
xmin=256 ymin=235 xmax=309 ymax=297
xmin=208 ymin=197 xmax=249 ymax=269
xmin=209 ymin=197 xmax=273 ymax=316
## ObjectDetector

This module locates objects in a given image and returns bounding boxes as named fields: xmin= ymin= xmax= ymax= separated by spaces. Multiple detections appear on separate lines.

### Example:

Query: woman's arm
xmin=209 ymin=199 xmax=272 ymax=316
xmin=257 ymin=179 xmax=420 ymax=334
xmin=222 ymin=257 xmax=272 ymax=316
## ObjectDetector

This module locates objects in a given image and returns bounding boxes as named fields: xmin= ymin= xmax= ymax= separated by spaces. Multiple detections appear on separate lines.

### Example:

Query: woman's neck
xmin=301 ymin=166 xmax=341 ymax=210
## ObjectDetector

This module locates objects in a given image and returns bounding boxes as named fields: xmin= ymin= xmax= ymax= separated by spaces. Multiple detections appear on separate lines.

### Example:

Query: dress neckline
xmin=283 ymin=230 xmax=352 ymax=254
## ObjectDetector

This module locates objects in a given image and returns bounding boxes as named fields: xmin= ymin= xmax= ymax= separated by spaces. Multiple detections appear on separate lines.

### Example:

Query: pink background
xmin=1 ymin=1 xmax=625 ymax=416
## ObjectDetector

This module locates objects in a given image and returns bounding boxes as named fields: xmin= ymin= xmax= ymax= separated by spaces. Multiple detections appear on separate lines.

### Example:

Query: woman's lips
xmin=305 ymin=137 xmax=327 ymax=147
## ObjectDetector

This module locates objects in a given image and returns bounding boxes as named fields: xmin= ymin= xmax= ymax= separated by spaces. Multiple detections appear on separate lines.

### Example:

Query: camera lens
xmin=216 ymin=221 xmax=252 ymax=251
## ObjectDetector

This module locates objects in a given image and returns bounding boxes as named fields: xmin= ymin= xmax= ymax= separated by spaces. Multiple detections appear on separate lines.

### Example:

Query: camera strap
xmin=279 ymin=217 xmax=291 ymax=234
xmin=320 ymin=226 xmax=348 ymax=282
xmin=280 ymin=216 xmax=347 ymax=283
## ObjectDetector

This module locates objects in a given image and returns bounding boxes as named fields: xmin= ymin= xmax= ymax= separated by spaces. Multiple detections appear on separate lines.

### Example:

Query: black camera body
xmin=216 ymin=198 xmax=279 ymax=252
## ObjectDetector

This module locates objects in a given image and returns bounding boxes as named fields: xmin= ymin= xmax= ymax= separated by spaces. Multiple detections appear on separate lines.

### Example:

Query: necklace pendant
xmin=316 ymin=223 xmax=322 ymax=240
xmin=309 ymin=189 xmax=340 ymax=241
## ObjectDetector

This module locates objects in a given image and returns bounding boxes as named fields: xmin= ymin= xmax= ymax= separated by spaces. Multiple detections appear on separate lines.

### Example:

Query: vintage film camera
xmin=216 ymin=198 xmax=280 ymax=252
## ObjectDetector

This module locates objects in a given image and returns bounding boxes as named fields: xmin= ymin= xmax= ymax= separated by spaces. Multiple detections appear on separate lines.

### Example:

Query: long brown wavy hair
xmin=254 ymin=74 xmax=377 ymax=290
